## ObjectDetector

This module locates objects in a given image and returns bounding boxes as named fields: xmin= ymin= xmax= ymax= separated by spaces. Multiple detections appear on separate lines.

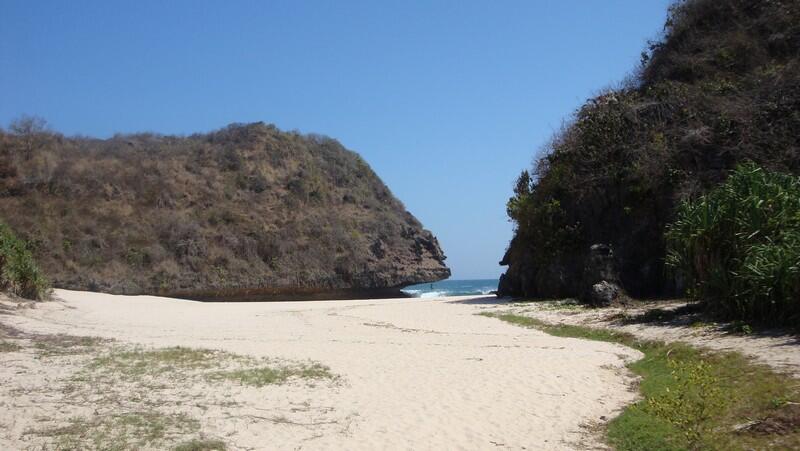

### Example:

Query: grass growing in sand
xmin=480 ymin=312 xmax=800 ymax=450
xmin=87 ymin=346 xmax=228 ymax=377
xmin=34 ymin=335 xmax=108 ymax=357
xmin=0 ymin=339 xmax=21 ymax=352
xmin=85 ymin=345 xmax=335 ymax=387
xmin=2 ymin=325 xmax=340 ymax=450
xmin=172 ymin=438 xmax=227 ymax=451
xmin=29 ymin=411 xmax=200 ymax=450
xmin=208 ymin=362 xmax=335 ymax=387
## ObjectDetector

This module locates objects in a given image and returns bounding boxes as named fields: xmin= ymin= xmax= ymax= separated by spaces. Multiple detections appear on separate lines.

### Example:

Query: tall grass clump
xmin=0 ymin=222 xmax=49 ymax=299
xmin=666 ymin=164 xmax=800 ymax=325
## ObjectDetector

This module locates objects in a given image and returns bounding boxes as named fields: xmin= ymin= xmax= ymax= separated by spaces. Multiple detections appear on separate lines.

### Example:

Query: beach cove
xmin=0 ymin=290 xmax=640 ymax=450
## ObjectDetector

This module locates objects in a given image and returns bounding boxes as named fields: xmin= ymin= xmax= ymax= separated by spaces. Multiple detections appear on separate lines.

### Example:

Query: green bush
xmin=506 ymin=170 xmax=582 ymax=265
xmin=0 ymin=222 xmax=49 ymax=299
xmin=666 ymin=164 xmax=800 ymax=325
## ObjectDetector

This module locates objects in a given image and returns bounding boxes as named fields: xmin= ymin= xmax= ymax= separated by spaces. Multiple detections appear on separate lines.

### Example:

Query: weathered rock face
xmin=587 ymin=281 xmax=621 ymax=306
xmin=496 ymin=236 xmax=578 ymax=299
xmin=496 ymin=242 xmax=624 ymax=304
xmin=0 ymin=122 xmax=450 ymax=298
xmin=580 ymin=244 xmax=623 ymax=306
xmin=582 ymin=244 xmax=618 ymax=283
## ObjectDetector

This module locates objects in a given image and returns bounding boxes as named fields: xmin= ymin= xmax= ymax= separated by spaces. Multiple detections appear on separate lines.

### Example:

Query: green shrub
xmin=506 ymin=170 xmax=582 ymax=265
xmin=666 ymin=164 xmax=800 ymax=325
xmin=0 ymin=222 xmax=49 ymax=299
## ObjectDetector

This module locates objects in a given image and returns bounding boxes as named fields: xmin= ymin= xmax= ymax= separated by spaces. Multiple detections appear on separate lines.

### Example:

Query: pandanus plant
xmin=666 ymin=163 xmax=800 ymax=325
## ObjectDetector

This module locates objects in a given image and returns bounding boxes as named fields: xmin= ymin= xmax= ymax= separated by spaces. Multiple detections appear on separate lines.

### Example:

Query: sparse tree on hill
xmin=8 ymin=115 xmax=49 ymax=159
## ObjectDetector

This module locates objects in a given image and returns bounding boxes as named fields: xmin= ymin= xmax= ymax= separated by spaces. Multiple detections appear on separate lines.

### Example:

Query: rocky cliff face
xmin=499 ymin=0 xmax=800 ymax=300
xmin=0 ymin=122 xmax=450 ymax=298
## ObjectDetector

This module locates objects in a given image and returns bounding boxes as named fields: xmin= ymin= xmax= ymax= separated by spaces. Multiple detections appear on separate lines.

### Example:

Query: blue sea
xmin=401 ymin=279 xmax=499 ymax=298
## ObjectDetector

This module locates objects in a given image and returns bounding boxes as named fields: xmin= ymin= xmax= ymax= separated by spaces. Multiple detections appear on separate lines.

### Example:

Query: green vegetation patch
xmin=207 ymin=362 xmax=335 ymax=387
xmin=34 ymin=334 xmax=108 ymax=357
xmin=480 ymin=311 xmax=800 ymax=450
xmin=87 ymin=346 xmax=230 ymax=378
xmin=0 ymin=339 xmax=21 ymax=352
xmin=482 ymin=312 xmax=629 ymax=343
xmin=666 ymin=164 xmax=800 ymax=326
xmin=0 ymin=222 xmax=49 ymax=300
xmin=30 ymin=411 xmax=200 ymax=451
xmin=86 ymin=345 xmax=335 ymax=387
xmin=172 ymin=438 xmax=227 ymax=451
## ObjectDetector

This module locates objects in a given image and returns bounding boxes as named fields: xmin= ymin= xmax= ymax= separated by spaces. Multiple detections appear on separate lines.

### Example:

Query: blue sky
xmin=1 ymin=0 xmax=672 ymax=279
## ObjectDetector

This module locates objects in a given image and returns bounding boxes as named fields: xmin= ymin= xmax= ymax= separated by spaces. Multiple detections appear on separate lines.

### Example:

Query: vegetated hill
xmin=499 ymin=0 xmax=800 ymax=299
xmin=0 ymin=121 xmax=450 ymax=299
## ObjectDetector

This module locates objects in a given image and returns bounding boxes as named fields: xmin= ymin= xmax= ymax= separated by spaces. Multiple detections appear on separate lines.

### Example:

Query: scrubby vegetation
xmin=666 ymin=164 xmax=800 ymax=325
xmin=0 ymin=340 xmax=21 ymax=352
xmin=173 ymin=439 xmax=227 ymax=451
xmin=85 ymin=345 xmax=335 ymax=387
xmin=0 ymin=221 xmax=49 ymax=299
xmin=0 ymin=324 xmax=340 ymax=449
xmin=0 ymin=120 xmax=449 ymax=298
xmin=500 ymin=0 xmax=800 ymax=302
xmin=482 ymin=312 xmax=800 ymax=450
xmin=31 ymin=411 xmax=202 ymax=451
xmin=207 ymin=362 xmax=334 ymax=387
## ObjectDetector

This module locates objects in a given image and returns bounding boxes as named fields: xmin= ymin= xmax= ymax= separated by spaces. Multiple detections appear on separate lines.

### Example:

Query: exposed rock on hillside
xmin=500 ymin=0 xmax=800 ymax=299
xmin=0 ymin=122 xmax=449 ymax=299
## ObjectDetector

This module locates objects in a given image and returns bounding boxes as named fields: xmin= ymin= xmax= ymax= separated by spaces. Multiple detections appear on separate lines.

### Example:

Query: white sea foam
xmin=418 ymin=291 xmax=449 ymax=298
xmin=401 ymin=279 xmax=499 ymax=298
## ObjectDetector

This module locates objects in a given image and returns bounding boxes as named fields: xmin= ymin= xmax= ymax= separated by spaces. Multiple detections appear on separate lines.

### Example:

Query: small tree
xmin=8 ymin=115 xmax=49 ymax=159
xmin=0 ymin=222 xmax=49 ymax=299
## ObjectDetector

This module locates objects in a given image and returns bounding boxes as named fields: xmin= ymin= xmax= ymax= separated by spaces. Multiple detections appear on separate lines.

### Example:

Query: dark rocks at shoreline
xmin=496 ymin=243 xmax=625 ymax=306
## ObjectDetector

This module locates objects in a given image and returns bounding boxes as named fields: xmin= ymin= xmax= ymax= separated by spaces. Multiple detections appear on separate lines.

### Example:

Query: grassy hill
xmin=500 ymin=0 xmax=800 ymax=300
xmin=0 ymin=121 xmax=449 ymax=299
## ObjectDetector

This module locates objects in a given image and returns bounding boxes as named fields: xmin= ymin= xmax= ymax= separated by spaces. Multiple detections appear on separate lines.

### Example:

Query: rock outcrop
xmin=580 ymin=244 xmax=623 ymax=306
xmin=498 ymin=0 xmax=800 ymax=302
xmin=0 ymin=122 xmax=450 ymax=299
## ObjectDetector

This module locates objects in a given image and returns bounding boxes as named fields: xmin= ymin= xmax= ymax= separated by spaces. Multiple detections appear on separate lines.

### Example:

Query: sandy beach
xmin=0 ymin=290 xmax=642 ymax=450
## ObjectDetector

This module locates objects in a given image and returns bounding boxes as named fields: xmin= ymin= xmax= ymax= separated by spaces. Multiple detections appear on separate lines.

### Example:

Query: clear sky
xmin=1 ymin=0 xmax=672 ymax=279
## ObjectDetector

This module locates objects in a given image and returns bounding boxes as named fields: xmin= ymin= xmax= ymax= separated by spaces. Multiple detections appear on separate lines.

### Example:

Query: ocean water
xmin=401 ymin=279 xmax=499 ymax=298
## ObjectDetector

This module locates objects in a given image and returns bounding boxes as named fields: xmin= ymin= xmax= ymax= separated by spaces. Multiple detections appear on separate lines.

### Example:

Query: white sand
xmin=0 ymin=290 xmax=643 ymax=450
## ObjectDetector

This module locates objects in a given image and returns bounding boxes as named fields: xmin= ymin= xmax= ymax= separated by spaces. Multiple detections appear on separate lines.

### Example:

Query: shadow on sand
xmin=616 ymin=302 xmax=800 ymax=342
xmin=445 ymin=296 xmax=510 ymax=306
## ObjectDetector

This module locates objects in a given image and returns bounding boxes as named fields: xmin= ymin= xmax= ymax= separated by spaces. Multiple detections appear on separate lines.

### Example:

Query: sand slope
xmin=1 ymin=290 xmax=642 ymax=450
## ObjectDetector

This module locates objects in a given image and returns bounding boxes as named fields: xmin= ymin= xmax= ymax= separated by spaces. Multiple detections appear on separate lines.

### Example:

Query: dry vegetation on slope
xmin=0 ymin=120 xmax=449 ymax=298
